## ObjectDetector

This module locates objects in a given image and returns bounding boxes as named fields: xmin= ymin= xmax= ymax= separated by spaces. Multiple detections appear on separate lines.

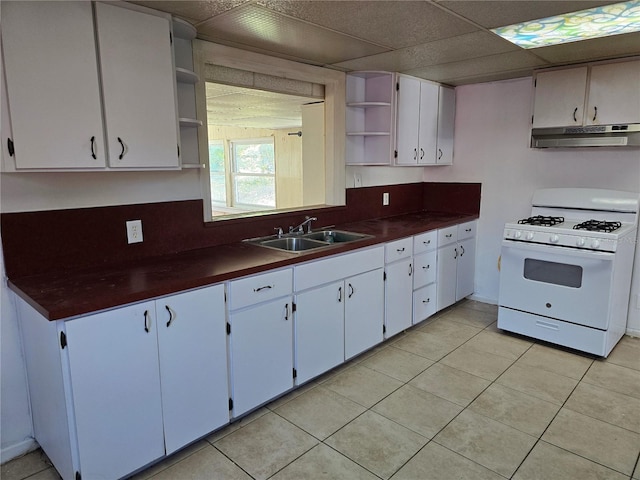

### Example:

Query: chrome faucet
xmin=289 ymin=216 xmax=317 ymax=234
xmin=274 ymin=227 xmax=284 ymax=238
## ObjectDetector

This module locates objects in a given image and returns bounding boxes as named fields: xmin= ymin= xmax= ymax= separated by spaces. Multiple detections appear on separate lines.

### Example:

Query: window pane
xmin=210 ymin=173 xmax=226 ymax=203
xmin=209 ymin=143 xmax=225 ymax=173
xmin=234 ymin=175 xmax=275 ymax=207
xmin=234 ymin=142 xmax=275 ymax=174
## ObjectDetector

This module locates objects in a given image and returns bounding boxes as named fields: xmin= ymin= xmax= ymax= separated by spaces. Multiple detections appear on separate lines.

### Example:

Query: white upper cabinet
xmin=396 ymin=75 xmax=454 ymax=166
xmin=436 ymin=86 xmax=455 ymax=165
xmin=586 ymin=61 xmax=640 ymax=126
xmin=532 ymin=60 xmax=640 ymax=128
xmin=2 ymin=1 xmax=179 ymax=171
xmin=95 ymin=3 xmax=179 ymax=169
xmin=2 ymin=2 xmax=106 ymax=169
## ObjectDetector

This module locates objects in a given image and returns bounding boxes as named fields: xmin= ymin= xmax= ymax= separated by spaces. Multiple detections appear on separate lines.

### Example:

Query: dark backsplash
xmin=1 ymin=182 xmax=480 ymax=279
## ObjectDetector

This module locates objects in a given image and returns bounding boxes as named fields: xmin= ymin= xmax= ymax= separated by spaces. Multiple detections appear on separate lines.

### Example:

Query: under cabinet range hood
xmin=531 ymin=124 xmax=640 ymax=148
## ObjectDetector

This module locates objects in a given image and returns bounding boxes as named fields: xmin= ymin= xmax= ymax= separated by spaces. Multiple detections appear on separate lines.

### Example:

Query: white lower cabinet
xmin=344 ymin=269 xmax=385 ymax=359
xmin=437 ymin=221 xmax=477 ymax=310
xmin=294 ymin=247 xmax=384 ymax=379
xmin=18 ymin=284 xmax=228 ymax=480
xmin=295 ymin=280 xmax=344 ymax=384
xmin=228 ymin=269 xmax=294 ymax=417
xmin=384 ymin=237 xmax=414 ymax=338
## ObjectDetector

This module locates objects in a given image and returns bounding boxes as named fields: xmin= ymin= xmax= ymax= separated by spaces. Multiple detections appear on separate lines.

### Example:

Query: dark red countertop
xmin=9 ymin=211 xmax=476 ymax=321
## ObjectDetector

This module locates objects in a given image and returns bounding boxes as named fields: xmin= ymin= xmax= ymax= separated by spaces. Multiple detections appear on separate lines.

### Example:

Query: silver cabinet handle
xmin=165 ymin=305 xmax=176 ymax=327
xmin=144 ymin=310 xmax=151 ymax=333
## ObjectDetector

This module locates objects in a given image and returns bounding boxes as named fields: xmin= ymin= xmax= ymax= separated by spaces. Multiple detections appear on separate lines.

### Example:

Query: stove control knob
xmin=576 ymin=237 xmax=586 ymax=247
xmin=550 ymin=234 xmax=559 ymax=244
xmin=514 ymin=231 xmax=522 ymax=239
xmin=591 ymin=239 xmax=601 ymax=249
xmin=525 ymin=232 xmax=534 ymax=241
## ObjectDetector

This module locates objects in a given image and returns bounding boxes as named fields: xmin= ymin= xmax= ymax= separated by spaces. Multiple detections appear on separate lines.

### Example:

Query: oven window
xmin=523 ymin=259 xmax=583 ymax=288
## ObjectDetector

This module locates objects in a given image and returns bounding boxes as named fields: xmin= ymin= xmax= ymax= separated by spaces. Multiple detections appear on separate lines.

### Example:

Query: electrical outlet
xmin=126 ymin=220 xmax=143 ymax=244
xmin=383 ymin=192 xmax=390 ymax=206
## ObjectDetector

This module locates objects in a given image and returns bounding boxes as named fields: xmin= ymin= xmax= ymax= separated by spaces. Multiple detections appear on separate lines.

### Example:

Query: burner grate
xmin=518 ymin=215 xmax=564 ymax=226
xmin=573 ymin=220 xmax=622 ymax=232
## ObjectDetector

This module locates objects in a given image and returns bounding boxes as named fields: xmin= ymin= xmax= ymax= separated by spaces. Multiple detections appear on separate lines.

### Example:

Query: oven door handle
xmin=501 ymin=240 xmax=615 ymax=261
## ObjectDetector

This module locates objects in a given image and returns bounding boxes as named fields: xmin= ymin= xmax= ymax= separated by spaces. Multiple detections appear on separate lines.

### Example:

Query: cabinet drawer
xmin=413 ymin=250 xmax=436 ymax=289
xmin=413 ymin=230 xmax=437 ymax=254
xmin=385 ymin=237 xmax=413 ymax=263
xmin=230 ymin=269 xmax=293 ymax=310
xmin=413 ymin=283 xmax=437 ymax=324
xmin=438 ymin=226 xmax=458 ymax=246
xmin=458 ymin=221 xmax=476 ymax=240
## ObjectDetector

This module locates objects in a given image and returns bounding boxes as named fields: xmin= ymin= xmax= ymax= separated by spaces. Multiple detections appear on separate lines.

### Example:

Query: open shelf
xmin=176 ymin=67 xmax=199 ymax=84
xmin=172 ymin=18 xmax=196 ymax=40
xmin=179 ymin=118 xmax=202 ymax=128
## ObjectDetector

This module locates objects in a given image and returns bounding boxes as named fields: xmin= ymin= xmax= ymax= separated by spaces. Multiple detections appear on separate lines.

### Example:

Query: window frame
xmin=229 ymin=138 xmax=276 ymax=209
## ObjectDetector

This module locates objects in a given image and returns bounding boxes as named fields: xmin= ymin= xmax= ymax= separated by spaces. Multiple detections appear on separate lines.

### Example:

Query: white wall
xmin=425 ymin=77 xmax=640 ymax=333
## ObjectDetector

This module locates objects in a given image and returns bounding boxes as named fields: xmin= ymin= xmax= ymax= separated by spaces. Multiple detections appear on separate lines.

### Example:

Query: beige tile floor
xmin=3 ymin=300 xmax=640 ymax=480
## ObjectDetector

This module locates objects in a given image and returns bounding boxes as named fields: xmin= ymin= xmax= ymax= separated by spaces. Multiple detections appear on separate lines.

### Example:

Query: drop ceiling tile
xmin=197 ymin=3 xmax=389 ymax=65
xmin=528 ymin=31 xmax=640 ymax=64
xmin=333 ymin=31 xmax=520 ymax=72
xmin=405 ymin=50 xmax=548 ymax=83
xmin=128 ymin=0 xmax=251 ymax=23
xmin=436 ymin=0 xmax=621 ymax=29
xmin=259 ymin=0 xmax=479 ymax=48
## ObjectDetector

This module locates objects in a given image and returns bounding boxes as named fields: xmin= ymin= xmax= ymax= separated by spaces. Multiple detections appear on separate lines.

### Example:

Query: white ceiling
xmin=129 ymin=0 xmax=639 ymax=128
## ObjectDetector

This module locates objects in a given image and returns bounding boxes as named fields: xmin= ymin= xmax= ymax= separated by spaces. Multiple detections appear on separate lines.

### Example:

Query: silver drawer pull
xmin=254 ymin=285 xmax=273 ymax=292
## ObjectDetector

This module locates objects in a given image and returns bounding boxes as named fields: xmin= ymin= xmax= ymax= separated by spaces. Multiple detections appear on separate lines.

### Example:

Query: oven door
xmin=499 ymin=241 xmax=615 ymax=329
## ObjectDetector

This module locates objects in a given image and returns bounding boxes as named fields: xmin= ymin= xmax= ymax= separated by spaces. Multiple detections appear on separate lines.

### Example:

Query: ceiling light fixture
xmin=491 ymin=0 xmax=640 ymax=48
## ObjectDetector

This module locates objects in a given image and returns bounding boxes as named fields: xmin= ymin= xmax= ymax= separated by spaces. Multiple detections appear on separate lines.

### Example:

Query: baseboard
xmin=467 ymin=294 xmax=497 ymax=305
xmin=1 ymin=438 xmax=38 ymax=465
xmin=625 ymin=327 xmax=640 ymax=338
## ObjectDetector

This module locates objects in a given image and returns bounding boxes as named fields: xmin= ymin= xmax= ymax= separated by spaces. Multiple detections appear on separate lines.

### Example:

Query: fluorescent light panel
xmin=491 ymin=0 xmax=640 ymax=48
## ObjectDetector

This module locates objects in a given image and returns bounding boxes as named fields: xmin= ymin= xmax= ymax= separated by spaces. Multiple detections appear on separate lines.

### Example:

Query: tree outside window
xmin=231 ymin=139 xmax=276 ymax=208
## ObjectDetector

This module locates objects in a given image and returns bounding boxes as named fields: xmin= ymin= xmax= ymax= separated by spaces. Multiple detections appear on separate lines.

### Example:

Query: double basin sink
xmin=247 ymin=230 xmax=372 ymax=253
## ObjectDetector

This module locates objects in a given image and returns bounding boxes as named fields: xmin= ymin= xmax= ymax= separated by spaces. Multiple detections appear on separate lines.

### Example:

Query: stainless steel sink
xmin=246 ymin=229 xmax=372 ymax=253
xmin=303 ymin=230 xmax=370 ymax=243
xmin=258 ymin=237 xmax=330 ymax=252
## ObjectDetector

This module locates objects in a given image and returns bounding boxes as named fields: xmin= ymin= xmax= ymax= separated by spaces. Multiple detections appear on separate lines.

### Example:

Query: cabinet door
xmin=230 ymin=298 xmax=294 ymax=416
xmin=437 ymin=245 xmax=458 ymax=311
xmin=436 ymin=86 xmax=455 ymax=165
xmin=532 ymin=67 xmax=588 ymax=128
xmin=156 ymin=285 xmax=229 ymax=454
xmin=345 ymin=269 xmax=384 ymax=359
xmin=396 ymin=76 xmax=421 ymax=165
xmin=1 ymin=33 xmax=14 ymax=171
xmin=384 ymin=259 xmax=413 ymax=338
xmin=64 ymin=302 xmax=164 ymax=480
xmin=295 ymin=281 xmax=344 ymax=384
xmin=2 ymin=2 xmax=106 ymax=169
xmin=586 ymin=61 xmax=640 ymax=125
xmin=417 ymin=81 xmax=438 ymax=165
xmin=95 ymin=3 xmax=179 ymax=169
xmin=456 ymin=238 xmax=476 ymax=301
